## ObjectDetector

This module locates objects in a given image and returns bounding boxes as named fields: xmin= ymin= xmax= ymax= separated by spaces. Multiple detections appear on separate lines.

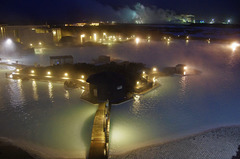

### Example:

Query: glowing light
xmin=81 ymin=75 xmax=85 ymax=79
xmin=184 ymin=66 xmax=188 ymax=70
xmin=31 ymin=70 xmax=35 ymax=74
xmin=93 ymin=33 xmax=97 ymax=42
xmin=47 ymin=71 xmax=51 ymax=75
xmin=153 ymin=67 xmax=157 ymax=72
xmin=5 ymin=39 xmax=13 ymax=45
xmin=80 ymin=34 xmax=85 ymax=43
xmin=136 ymin=81 xmax=140 ymax=85
xmin=231 ymin=42 xmax=240 ymax=52
xmin=53 ymin=30 xmax=56 ymax=36
xmin=186 ymin=36 xmax=189 ymax=39
xmin=64 ymin=73 xmax=68 ymax=77
xmin=9 ymin=74 xmax=13 ymax=78
xmin=210 ymin=19 xmax=215 ymax=24
xmin=39 ymin=42 xmax=42 ymax=45
xmin=135 ymin=37 xmax=140 ymax=44
xmin=16 ymin=69 xmax=20 ymax=72
xmin=134 ymin=95 xmax=140 ymax=101
xmin=30 ymin=43 xmax=33 ymax=47
xmin=142 ymin=71 xmax=145 ymax=74
xmin=184 ymin=71 xmax=186 ymax=76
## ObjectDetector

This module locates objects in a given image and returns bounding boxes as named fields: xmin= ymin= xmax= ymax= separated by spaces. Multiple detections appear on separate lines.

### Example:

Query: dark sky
xmin=0 ymin=0 xmax=239 ymax=24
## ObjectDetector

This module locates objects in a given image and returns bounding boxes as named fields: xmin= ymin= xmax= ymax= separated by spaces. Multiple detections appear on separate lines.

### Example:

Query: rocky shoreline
xmin=110 ymin=126 xmax=240 ymax=159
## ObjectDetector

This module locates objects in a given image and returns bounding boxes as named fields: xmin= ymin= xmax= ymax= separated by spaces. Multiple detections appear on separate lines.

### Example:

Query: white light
xmin=231 ymin=42 xmax=240 ymax=52
xmin=64 ymin=73 xmax=68 ymax=77
xmin=16 ymin=69 xmax=20 ymax=72
xmin=31 ymin=70 xmax=35 ymax=74
xmin=184 ymin=66 xmax=188 ymax=70
xmin=93 ymin=33 xmax=97 ymax=42
xmin=135 ymin=38 xmax=140 ymax=44
xmin=136 ymin=81 xmax=140 ymax=85
xmin=6 ymin=39 xmax=13 ymax=45
xmin=39 ymin=42 xmax=42 ymax=45
xmin=153 ymin=67 xmax=157 ymax=72
xmin=47 ymin=71 xmax=51 ymax=75
xmin=81 ymin=75 xmax=85 ymax=79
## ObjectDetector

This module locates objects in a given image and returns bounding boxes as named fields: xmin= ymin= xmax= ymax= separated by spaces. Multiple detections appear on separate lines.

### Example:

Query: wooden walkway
xmin=89 ymin=102 xmax=111 ymax=159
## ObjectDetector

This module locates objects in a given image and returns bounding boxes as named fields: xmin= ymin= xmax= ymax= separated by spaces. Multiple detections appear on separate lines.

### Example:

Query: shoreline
xmin=2 ymin=125 xmax=239 ymax=159
xmin=110 ymin=125 xmax=240 ymax=159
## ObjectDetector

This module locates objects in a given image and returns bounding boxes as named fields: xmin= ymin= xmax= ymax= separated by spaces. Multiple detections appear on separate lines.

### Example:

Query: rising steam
xmin=117 ymin=3 xmax=181 ymax=24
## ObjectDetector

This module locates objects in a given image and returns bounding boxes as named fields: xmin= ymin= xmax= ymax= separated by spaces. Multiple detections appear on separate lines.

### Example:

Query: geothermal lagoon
xmin=1 ymin=39 xmax=240 ymax=158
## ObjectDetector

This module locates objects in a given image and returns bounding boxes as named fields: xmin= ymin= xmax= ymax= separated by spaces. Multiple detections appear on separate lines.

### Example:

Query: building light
xmin=39 ymin=42 xmax=42 ymax=45
xmin=16 ymin=69 xmax=20 ymax=72
xmin=184 ymin=66 xmax=188 ymax=70
xmin=80 ymin=34 xmax=85 ymax=43
xmin=64 ymin=73 xmax=68 ymax=77
xmin=30 ymin=43 xmax=33 ymax=47
xmin=153 ymin=67 xmax=157 ymax=72
xmin=142 ymin=71 xmax=145 ymax=74
xmin=135 ymin=37 xmax=140 ymax=44
xmin=53 ymin=30 xmax=56 ymax=36
xmin=136 ymin=81 xmax=140 ymax=85
xmin=93 ymin=33 xmax=97 ymax=42
xmin=47 ymin=71 xmax=51 ymax=75
xmin=31 ymin=70 xmax=35 ymax=74
xmin=231 ymin=42 xmax=240 ymax=52
xmin=81 ymin=75 xmax=85 ymax=79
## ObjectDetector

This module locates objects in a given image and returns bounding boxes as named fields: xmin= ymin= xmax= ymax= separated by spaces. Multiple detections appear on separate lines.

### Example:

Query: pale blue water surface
xmin=1 ymin=40 xmax=240 ymax=158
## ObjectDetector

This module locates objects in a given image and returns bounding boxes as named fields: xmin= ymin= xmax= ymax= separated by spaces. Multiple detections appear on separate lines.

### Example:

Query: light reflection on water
xmin=48 ymin=81 xmax=53 ymax=101
xmin=1 ymin=40 xmax=240 ymax=157
xmin=0 ymin=68 xmax=98 ymax=158
xmin=32 ymin=80 xmax=39 ymax=101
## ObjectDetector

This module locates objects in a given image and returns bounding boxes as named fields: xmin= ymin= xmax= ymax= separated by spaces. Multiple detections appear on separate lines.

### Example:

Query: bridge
xmin=88 ymin=101 xmax=111 ymax=159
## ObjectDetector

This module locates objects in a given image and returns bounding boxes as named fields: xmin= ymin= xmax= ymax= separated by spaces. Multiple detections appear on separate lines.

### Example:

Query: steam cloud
xmin=116 ymin=3 xmax=179 ymax=24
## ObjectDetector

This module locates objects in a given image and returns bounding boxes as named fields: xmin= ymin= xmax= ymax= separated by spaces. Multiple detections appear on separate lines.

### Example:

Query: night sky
xmin=0 ymin=0 xmax=239 ymax=24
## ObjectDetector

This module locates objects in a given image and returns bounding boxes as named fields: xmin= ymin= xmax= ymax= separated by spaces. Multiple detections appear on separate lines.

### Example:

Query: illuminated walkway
xmin=89 ymin=102 xmax=111 ymax=159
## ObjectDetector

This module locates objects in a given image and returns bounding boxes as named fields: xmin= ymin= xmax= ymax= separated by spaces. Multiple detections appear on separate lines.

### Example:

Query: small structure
xmin=50 ymin=55 xmax=73 ymax=66
xmin=87 ymin=72 xmax=126 ymax=103
xmin=176 ymin=64 xmax=187 ymax=75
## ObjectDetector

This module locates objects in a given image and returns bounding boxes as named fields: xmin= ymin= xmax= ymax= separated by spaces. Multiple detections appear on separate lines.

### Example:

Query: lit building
xmin=0 ymin=25 xmax=57 ymax=47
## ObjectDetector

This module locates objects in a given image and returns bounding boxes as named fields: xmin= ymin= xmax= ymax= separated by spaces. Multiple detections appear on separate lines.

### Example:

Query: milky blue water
xmin=1 ymin=39 xmax=240 ymax=158
xmin=0 ymin=66 xmax=97 ymax=158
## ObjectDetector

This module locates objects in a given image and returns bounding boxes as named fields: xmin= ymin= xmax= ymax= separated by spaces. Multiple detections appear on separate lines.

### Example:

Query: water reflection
xmin=8 ymin=79 xmax=25 ymax=108
xmin=179 ymin=76 xmax=187 ymax=104
xmin=48 ymin=82 xmax=53 ymax=100
xmin=32 ymin=80 xmax=39 ymax=101
xmin=131 ymin=95 xmax=141 ymax=115
xmin=64 ymin=90 xmax=70 ymax=100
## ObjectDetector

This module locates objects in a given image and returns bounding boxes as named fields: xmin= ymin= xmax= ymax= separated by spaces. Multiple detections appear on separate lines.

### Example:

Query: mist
xmin=117 ymin=3 xmax=179 ymax=23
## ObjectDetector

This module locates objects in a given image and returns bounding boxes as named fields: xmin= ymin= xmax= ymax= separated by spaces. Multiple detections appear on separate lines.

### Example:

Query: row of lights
xmin=29 ymin=42 xmax=42 ymax=47
xmin=18 ymin=69 xmax=85 ymax=79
